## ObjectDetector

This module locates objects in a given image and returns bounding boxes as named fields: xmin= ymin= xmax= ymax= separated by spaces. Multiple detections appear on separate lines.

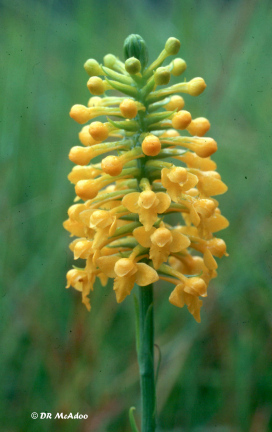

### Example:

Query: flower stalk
xmin=138 ymin=283 xmax=156 ymax=432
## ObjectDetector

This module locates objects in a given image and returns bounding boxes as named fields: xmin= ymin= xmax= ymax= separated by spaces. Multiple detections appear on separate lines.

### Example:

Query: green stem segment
xmin=138 ymin=284 xmax=156 ymax=432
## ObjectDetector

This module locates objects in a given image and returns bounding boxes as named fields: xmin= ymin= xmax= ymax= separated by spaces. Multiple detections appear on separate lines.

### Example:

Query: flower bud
xmin=123 ymin=34 xmax=148 ymax=70
xmin=165 ymin=37 xmax=181 ymax=55
xmin=120 ymin=99 xmax=138 ymax=119
xmin=87 ymin=96 xmax=102 ymax=107
xmin=70 ymin=104 xmax=91 ymax=124
xmin=164 ymin=95 xmax=185 ymax=111
xmin=69 ymin=146 xmax=92 ymax=165
xmin=84 ymin=59 xmax=102 ymax=76
xmin=160 ymin=129 xmax=180 ymax=138
xmin=187 ymin=117 xmax=210 ymax=136
xmin=192 ymin=138 xmax=217 ymax=158
xmin=79 ymin=125 xmax=100 ymax=146
xmin=103 ymin=54 xmax=117 ymax=68
xmin=101 ymin=155 xmax=123 ymax=176
xmin=125 ymin=57 xmax=141 ymax=74
xmin=172 ymin=110 xmax=192 ymax=130
xmin=75 ymin=179 xmax=99 ymax=200
xmin=89 ymin=122 xmax=109 ymax=141
xmin=87 ymin=77 xmax=105 ymax=95
xmin=188 ymin=77 xmax=206 ymax=96
xmin=142 ymin=134 xmax=161 ymax=156
xmin=171 ymin=58 xmax=187 ymax=76
xmin=154 ymin=67 xmax=171 ymax=86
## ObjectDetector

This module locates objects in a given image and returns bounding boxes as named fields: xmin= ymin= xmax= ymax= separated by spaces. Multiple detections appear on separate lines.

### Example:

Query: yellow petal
xmin=183 ymin=172 xmax=198 ymax=191
xmin=190 ymin=205 xmax=200 ymax=226
xmin=203 ymin=249 xmax=218 ymax=270
xmin=113 ymin=275 xmax=136 ymax=302
xmin=133 ymin=226 xmax=154 ymax=247
xmin=169 ymin=283 xmax=185 ymax=308
xmin=97 ymin=255 xmax=119 ymax=278
xmin=139 ymin=208 xmax=158 ymax=231
xmin=79 ymin=209 xmax=95 ymax=227
xmin=150 ymin=244 xmax=169 ymax=269
xmin=184 ymin=293 xmax=202 ymax=323
xmin=122 ymin=192 xmax=140 ymax=213
xmin=135 ymin=263 xmax=159 ymax=286
xmin=156 ymin=192 xmax=171 ymax=213
xmin=109 ymin=216 xmax=117 ymax=236
xmin=170 ymin=231 xmax=191 ymax=252
xmin=205 ymin=213 xmax=229 ymax=233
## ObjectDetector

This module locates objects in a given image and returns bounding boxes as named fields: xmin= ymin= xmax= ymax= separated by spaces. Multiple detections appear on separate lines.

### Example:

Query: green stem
xmin=138 ymin=284 xmax=156 ymax=432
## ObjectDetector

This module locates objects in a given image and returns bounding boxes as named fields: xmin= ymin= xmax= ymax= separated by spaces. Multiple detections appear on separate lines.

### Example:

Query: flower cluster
xmin=64 ymin=35 xmax=228 ymax=322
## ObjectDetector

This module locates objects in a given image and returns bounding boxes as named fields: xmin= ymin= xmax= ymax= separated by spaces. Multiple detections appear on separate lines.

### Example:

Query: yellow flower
xmin=122 ymin=190 xmax=171 ymax=231
xmin=133 ymin=223 xmax=190 ymax=269
xmin=169 ymin=283 xmax=203 ymax=323
xmin=66 ymin=268 xmax=94 ymax=311
xmin=97 ymin=256 xmax=159 ymax=303
xmin=161 ymin=167 xmax=198 ymax=202
xmin=64 ymin=34 xmax=228 ymax=321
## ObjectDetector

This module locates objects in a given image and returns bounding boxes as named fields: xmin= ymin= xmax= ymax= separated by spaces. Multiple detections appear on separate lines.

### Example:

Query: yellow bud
xmin=84 ymin=59 xmax=102 ymax=76
xmin=120 ymin=99 xmax=138 ymax=119
xmin=87 ymin=96 xmax=102 ymax=107
xmin=192 ymin=138 xmax=217 ymax=158
xmin=69 ymin=146 xmax=92 ymax=165
xmin=114 ymin=258 xmax=137 ymax=277
xmin=70 ymin=104 xmax=91 ymax=124
xmin=188 ymin=77 xmax=206 ymax=96
xmin=154 ymin=67 xmax=171 ymax=86
xmin=87 ymin=76 xmax=105 ymax=95
xmin=89 ymin=122 xmax=109 ymax=142
xmin=172 ymin=110 xmax=192 ymax=130
xmin=103 ymin=54 xmax=117 ymax=68
xmin=75 ymin=179 xmax=99 ymax=200
xmin=142 ymin=134 xmax=161 ymax=156
xmin=101 ymin=155 xmax=123 ymax=176
xmin=79 ymin=125 xmax=100 ymax=146
xmin=171 ymin=58 xmax=187 ymax=76
xmin=160 ymin=129 xmax=180 ymax=138
xmin=125 ymin=57 xmax=141 ymax=74
xmin=165 ymin=37 xmax=180 ymax=55
xmin=187 ymin=117 xmax=210 ymax=137
xmin=164 ymin=95 xmax=185 ymax=111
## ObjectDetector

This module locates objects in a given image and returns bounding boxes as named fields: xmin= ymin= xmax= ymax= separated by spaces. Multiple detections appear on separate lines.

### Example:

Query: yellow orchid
xmin=169 ymin=282 xmax=203 ymax=323
xmin=97 ymin=255 xmax=159 ymax=303
xmin=133 ymin=223 xmax=190 ymax=269
xmin=122 ymin=190 xmax=171 ymax=231
xmin=161 ymin=166 xmax=198 ymax=202
xmin=66 ymin=268 xmax=94 ymax=311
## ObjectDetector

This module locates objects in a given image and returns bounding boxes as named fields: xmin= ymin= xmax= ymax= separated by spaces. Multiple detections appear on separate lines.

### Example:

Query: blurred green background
xmin=1 ymin=0 xmax=272 ymax=431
